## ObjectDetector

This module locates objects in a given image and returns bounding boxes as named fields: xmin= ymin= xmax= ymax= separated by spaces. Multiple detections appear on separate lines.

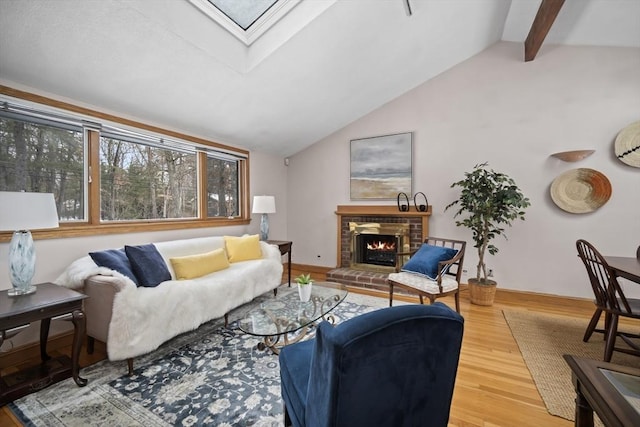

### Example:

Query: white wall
xmin=249 ymin=151 xmax=289 ymax=241
xmin=286 ymin=42 xmax=640 ymax=299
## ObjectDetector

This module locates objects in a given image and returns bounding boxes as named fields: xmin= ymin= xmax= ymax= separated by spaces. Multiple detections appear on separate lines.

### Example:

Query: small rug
xmin=503 ymin=309 xmax=639 ymax=424
xmin=9 ymin=289 xmax=387 ymax=427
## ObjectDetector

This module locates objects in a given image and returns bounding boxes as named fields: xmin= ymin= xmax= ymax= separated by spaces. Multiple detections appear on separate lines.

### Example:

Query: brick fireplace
xmin=327 ymin=205 xmax=431 ymax=292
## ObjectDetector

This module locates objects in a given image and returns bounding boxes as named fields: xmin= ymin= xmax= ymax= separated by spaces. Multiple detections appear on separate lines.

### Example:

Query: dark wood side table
xmin=267 ymin=240 xmax=293 ymax=286
xmin=564 ymin=354 xmax=640 ymax=427
xmin=0 ymin=282 xmax=88 ymax=405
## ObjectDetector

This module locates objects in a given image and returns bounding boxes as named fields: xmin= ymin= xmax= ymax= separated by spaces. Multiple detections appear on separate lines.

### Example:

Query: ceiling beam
xmin=524 ymin=0 xmax=566 ymax=62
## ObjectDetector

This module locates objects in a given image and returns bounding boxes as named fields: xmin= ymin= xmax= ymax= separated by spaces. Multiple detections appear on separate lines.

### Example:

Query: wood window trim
xmin=87 ymin=128 xmax=101 ymax=223
xmin=0 ymin=85 xmax=252 ymax=243
xmin=0 ymin=218 xmax=251 ymax=243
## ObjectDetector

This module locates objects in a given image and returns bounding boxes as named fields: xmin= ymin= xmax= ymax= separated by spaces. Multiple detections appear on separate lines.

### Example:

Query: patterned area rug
xmin=503 ymin=310 xmax=639 ymax=426
xmin=10 ymin=289 xmax=387 ymax=427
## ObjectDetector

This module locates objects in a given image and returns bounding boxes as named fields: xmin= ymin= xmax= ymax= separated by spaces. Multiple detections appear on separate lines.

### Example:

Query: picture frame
xmin=350 ymin=132 xmax=412 ymax=200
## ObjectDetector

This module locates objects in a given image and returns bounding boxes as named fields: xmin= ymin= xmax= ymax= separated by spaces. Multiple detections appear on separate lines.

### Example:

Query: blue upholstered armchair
xmin=279 ymin=302 xmax=464 ymax=427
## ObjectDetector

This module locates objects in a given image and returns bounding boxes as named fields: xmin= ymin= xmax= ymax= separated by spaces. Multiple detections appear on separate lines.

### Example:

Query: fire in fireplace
xmin=358 ymin=234 xmax=397 ymax=267
xmin=349 ymin=222 xmax=410 ymax=273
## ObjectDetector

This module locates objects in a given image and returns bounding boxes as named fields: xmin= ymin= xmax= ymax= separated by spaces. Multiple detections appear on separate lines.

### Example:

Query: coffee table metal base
xmin=256 ymin=311 xmax=339 ymax=355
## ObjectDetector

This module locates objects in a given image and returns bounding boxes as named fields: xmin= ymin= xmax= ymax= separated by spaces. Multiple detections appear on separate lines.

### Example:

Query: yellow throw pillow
xmin=224 ymin=234 xmax=263 ymax=263
xmin=170 ymin=248 xmax=230 ymax=280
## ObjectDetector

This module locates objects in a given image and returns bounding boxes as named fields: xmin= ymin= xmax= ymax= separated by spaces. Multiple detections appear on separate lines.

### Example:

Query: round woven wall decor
xmin=550 ymin=168 xmax=612 ymax=214
xmin=614 ymin=120 xmax=640 ymax=168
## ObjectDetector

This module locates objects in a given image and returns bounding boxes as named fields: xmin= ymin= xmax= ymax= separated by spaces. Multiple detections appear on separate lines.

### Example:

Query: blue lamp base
xmin=259 ymin=213 xmax=270 ymax=241
xmin=8 ymin=230 xmax=37 ymax=296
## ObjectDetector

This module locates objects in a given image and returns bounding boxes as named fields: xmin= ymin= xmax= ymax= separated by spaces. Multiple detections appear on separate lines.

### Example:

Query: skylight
xmin=208 ymin=0 xmax=277 ymax=31
xmin=189 ymin=0 xmax=301 ymax=46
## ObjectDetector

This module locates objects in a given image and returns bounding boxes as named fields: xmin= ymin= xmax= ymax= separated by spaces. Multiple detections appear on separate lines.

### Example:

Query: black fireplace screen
xmin=355 ymin=234 xmax=398 ymax=267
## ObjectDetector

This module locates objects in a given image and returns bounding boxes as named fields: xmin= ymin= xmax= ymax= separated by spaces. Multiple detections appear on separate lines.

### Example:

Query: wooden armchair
xmin=388 ymin=237 xmax=466 ymax=312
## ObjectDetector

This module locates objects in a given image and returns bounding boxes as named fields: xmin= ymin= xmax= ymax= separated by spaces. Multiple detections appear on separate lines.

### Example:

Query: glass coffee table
xmin=238 ymin=282 xmax=348 ymax=354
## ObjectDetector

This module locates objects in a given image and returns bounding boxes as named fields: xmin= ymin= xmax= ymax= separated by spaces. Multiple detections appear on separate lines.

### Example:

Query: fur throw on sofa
xmin=56 ymin=255 xmax=135 ymax=290
xmin=55 ymin=238 xmax=283 ymax=361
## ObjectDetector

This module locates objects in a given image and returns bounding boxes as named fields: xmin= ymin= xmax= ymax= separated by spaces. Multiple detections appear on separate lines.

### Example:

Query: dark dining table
xmin=605 ymin=256 xmax=640 ymax=283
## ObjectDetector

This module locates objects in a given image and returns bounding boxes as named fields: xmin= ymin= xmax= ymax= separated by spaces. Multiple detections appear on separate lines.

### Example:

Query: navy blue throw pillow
xmin=401 ymin=243 xmax=459 ymax=280
xmin=125 ymin=244 xmax=171 ymax=287
xmin=89 ymin=249 xmax=140 ymax=286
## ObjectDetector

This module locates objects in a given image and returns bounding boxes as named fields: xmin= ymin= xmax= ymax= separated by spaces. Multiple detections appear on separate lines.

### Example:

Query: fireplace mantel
xmin=335 ymin=205 xmax=432 ymax=217
xmin=334 ymin=205 xmax=431 ymax=268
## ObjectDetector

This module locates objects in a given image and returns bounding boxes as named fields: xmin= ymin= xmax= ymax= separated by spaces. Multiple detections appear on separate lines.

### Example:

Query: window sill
xmin=0 ymin=218 xmax=251 ymax=243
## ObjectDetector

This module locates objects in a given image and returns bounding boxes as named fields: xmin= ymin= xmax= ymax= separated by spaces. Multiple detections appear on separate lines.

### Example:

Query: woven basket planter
xmin=468 ymin=279 xmax=497 ymax=306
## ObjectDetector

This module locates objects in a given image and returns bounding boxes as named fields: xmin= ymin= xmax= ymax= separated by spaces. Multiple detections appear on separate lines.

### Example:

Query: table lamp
xmin=252 ymin=195 xmax=275 ymax=241
xmin=0 ymin=191 xmax=59 ymax=296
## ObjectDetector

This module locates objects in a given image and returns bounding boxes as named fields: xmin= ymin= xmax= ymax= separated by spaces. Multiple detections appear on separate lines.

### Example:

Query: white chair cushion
xmin=387 ymin=272 xmax=459 ymax=294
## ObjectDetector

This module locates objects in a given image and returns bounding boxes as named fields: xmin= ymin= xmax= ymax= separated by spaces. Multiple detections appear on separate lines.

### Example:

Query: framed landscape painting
xmin=350 ymin=132 xmax=412 ymax=200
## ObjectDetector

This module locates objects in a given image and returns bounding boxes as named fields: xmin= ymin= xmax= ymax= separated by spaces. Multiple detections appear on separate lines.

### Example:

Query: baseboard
xmin=290 ymin=263 xmax=331 ymax=275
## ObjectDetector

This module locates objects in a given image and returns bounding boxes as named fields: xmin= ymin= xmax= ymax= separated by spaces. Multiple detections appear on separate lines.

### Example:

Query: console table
xmin=267 ymin=240 xmax=292 ymax=286
xmin=0 ymin=283 xmax=88 ymax=405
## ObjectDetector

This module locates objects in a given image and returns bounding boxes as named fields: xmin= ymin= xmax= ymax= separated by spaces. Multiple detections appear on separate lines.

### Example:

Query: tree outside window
xmin=207 ymin=155 xmax=239 ymax=218
xmin=99 ymin=136 xmax=197 ymax=221
xmin=0 ymin=116 xmax=85 ymax=221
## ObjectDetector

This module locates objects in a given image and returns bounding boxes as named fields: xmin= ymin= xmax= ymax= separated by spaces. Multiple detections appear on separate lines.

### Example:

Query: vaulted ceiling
xmin=1 ymin=0 xmax=638 ymax=157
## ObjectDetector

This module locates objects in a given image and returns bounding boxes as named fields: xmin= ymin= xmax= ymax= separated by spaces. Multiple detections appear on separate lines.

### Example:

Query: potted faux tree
xmin=445 ymin=162 xmax=530 ymax=306
xmin=295 ymin=273 xmax=313 ymax=302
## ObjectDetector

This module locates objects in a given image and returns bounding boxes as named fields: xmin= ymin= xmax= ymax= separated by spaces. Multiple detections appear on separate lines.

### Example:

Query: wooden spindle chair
xmin=576 ymin=239 xmax=640 ymax=362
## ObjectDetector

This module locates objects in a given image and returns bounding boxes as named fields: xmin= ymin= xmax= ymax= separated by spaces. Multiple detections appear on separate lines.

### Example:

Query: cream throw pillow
xmin=170 ymin=248 xmax=230 ymax=280
xmin=224 ymin=234 xmax=263 ymax=263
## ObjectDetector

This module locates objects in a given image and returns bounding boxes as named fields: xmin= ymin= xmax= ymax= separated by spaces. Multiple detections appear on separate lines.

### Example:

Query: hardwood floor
xmin=1 ymin=283 xmax=599 ymax=426
xmin=448 ymin=288 xmax=586 ymax=427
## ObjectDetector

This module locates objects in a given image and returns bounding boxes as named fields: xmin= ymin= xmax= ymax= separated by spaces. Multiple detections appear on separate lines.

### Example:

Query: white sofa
xmin=56 ymin=236 xmax=283 ymax=373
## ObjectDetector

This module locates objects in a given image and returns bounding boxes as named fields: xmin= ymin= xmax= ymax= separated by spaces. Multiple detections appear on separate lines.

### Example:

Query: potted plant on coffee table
xmin=295 ymin=273 xmax=313 ymax=302
xmin=445 ymin=162 xmax=530 ymax=306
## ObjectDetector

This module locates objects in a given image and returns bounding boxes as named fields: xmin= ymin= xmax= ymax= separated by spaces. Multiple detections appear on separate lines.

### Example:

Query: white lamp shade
xmin=252 ymin=195 xmax=276 ymax=214
xmin=0 ymin=192 xmax=59 ymax=231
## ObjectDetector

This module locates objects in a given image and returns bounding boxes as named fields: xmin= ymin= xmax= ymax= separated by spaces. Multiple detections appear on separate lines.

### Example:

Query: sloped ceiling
xmin=1 ymin=0 xmax=638 ymax=157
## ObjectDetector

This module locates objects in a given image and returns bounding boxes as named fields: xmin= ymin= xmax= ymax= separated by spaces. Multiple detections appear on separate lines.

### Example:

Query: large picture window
xmin=0 ymin=87 xmax=250 ymax=240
